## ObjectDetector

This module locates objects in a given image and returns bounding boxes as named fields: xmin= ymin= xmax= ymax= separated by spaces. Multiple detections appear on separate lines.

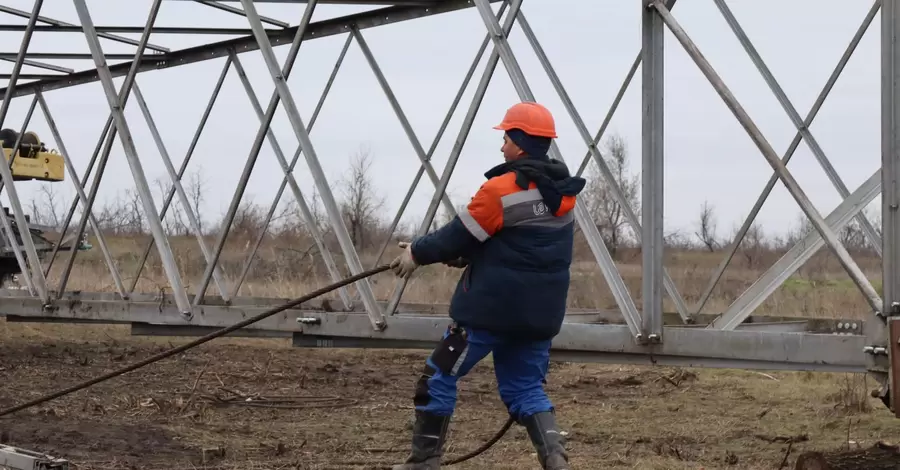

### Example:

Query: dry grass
xmin=42 ymin=231 xmax=882 ymax=320
xmin=0 ymin=320 xmax=896 ymax=469
xmin=0 ymin=233 xmax=893 ymax=469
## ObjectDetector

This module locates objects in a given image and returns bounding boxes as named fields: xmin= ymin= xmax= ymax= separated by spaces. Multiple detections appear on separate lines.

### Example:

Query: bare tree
xmin=152 ymin=176 xmax=186 ymax=236
xmin=202 ymin=197 xmax=265 ymax=246
xmin=148 ymin=168 xmax=208 ymax=237
xmin=695 ymin=200 xmax=718 ymax=252
xmin=111 ymin=188 xmax=146 ymax=235
xmin=185 ymin=168 xmax=206 ymax=236
xmin=582 ymin=133 xmax=640 ymax=258
xmin=839 ymin=219 xmax=867 ymax=252
xmin=737 ymin=221 xmax=767 ymax=268
xmin=774 ymin=212 xmax=814 ymax=250
xmin=339 ymin=147 xmax=385 ymax=250
xmin=28 ymin=183 xmax=66 ymax=228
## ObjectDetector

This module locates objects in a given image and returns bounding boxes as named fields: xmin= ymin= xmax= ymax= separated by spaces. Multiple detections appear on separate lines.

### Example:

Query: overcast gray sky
xmin=0 ymin=0 xmax=883 ymax=243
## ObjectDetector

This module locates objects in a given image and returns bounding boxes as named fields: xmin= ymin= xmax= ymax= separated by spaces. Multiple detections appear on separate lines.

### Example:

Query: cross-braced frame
xmin=0 ymin=0 xmax=899 ymax=413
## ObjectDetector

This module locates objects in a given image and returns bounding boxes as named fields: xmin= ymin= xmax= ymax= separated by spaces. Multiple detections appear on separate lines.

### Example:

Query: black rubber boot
xmin=392 ymin=410 xmax=452 ymax=470
xmin=523 ymin=411 xmax=570 ymax=470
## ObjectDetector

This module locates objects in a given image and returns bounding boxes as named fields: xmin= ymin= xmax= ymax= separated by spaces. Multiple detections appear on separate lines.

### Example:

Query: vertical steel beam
xmin=692 ymin=0 xmax=881 ymax=315
xmin=228 ymin=47 xmax=353 ymax=308
xmin=192 ymin=2 xmax=316 ymax=306
xmin=237 ymin=0 xmax=386 ymax=329
xmin=472 ymin=0 xmax=644 ymax=340
xmin=131 ymin=82 xmax=229 ymax=299
xmin=129 ymin=56 xmax=232 ymax=294
xmin=0 ymin=0 xmax=49 ymax=303
xmin=71 ymin=0 xmax=193 ymax=315
xmin=641 ymin=2 xmax=664 ymax=340
xmin=650 ymin=0 xmax=883 ymax=316
xmin=714 ymin=0 xmax=882 ymax=256
xmin=383 ymin=0 xmax=525 ymax=319
xmin=880 ymin=0 xmax=900 ymax=408
xmin=350 ymin=27 xmax=457 ymax=217
xmin=35 ymin=92 xmax=128 ymax=299
xmin=572 ymin=0 xmax=679 ymax=180
xmin=516 ymin=10 xmax=689 ymax=325
xmin=889 ymin=318 xmax=900 ymax=416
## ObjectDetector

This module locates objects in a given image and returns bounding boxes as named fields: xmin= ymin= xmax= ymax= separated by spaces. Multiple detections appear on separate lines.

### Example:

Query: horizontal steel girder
xmin=0 ymin=294 xmax=867 ymax=372
xmin=0 ymin=0 xmax=503 ymax=98
xmin=0 ymin=288 xmax=866 ymax=334
xmin=291 ymin=317 xmax=867 ymax=372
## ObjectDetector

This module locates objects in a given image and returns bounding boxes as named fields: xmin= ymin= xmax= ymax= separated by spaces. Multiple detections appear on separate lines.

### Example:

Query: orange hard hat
xmin=493 ymin=101 xmax=557 ymax=138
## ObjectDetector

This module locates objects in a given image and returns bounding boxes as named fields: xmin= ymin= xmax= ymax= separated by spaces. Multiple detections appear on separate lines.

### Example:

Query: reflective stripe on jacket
xmin=411 ymin=156 xmax=585 ymax=340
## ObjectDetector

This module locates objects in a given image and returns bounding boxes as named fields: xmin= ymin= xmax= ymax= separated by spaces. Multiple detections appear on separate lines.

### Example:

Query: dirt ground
xmin=1 ymin=320 xmax=898 ymax=470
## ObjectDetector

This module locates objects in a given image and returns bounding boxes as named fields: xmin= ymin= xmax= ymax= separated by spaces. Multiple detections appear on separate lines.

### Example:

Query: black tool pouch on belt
xmin=429 ymin=324 xmax=468 ymax=376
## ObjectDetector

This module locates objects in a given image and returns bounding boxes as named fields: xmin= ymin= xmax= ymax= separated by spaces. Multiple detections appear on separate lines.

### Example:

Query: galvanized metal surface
xmin=0 ymin=0 xmax=891 ymax=380
xmin=0 ymin=444 xmax=69 ymax=470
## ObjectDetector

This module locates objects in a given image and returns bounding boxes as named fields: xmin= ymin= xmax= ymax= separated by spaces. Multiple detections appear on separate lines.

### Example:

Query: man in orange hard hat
xmin=390 ymin=101 xmax=583 ymax=470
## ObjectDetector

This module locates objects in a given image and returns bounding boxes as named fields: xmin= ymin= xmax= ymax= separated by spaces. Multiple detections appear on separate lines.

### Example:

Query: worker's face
xmin=501 ymin=134 xmax=525 ymax=162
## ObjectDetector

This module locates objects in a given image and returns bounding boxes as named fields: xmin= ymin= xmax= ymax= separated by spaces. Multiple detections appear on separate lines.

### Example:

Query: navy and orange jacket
xmin=410 ymin=154 xmax=586 ymax=340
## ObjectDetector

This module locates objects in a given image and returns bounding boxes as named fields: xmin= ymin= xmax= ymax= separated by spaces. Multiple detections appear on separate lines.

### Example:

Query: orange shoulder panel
xmin=554 ymin=194 xmax=577 ymax=217
xmin=466 ymin=172 xmax=520 ymax=236
xmin=483 ymin=171 xmax=525 ymax=196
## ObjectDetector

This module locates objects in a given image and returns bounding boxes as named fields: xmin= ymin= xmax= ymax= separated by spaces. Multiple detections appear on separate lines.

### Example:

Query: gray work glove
xmin=391 ymin=241 xmax=419 ymax=277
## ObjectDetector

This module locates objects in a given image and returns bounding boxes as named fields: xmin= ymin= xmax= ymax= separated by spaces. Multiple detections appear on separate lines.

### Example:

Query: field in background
xmin=42 ymin=227 xmax=881 ymax=320
xmin=23 ymin=145 xmax=883 ymax=319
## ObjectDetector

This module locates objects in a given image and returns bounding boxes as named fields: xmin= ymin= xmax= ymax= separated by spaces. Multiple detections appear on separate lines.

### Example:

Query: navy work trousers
xmin=413 ymin=325 xmax=554 ymax=419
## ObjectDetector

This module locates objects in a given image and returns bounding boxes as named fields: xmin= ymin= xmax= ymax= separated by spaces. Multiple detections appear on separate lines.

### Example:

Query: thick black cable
xmin=0 ymin=264 xmax=393 ymax=418
xmin=444 ymin=415 xmax=515 ymax=465
xmin=0 ymin=262 xmax=514 ymax=465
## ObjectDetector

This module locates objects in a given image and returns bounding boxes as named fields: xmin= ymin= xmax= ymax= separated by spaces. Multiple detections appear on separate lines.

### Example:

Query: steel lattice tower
xmin=0 ymin=0 xmax=899 ymax=414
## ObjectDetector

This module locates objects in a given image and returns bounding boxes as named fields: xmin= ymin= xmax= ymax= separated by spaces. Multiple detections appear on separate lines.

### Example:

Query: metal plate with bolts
xmin=0 ymin=444 xmax=69 ymax=470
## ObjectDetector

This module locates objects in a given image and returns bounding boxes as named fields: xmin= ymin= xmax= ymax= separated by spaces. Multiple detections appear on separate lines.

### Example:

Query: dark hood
xmin=485 ymin=155 xmax=586 ymax=214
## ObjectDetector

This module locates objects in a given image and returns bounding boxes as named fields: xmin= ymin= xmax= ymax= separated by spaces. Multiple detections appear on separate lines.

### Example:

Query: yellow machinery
xmin=0 ymin=128 xmax=76 ymax=287
xmin=0 ymin=128 xmax=64 ymax=182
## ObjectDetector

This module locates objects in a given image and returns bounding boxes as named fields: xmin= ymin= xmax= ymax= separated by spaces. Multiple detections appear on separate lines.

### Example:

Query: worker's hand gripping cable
xmin=0 ymin=263 xmax=512 ymax=468
xmin=0 ymin=99 xmax=576 ymax=470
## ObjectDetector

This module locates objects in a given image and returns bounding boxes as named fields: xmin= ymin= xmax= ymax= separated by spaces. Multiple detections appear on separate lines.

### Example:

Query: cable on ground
xmin=0 ymin=263 xmax=513 ymax=466
xmin=202 ymin=387 xmax=359 ymax=409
